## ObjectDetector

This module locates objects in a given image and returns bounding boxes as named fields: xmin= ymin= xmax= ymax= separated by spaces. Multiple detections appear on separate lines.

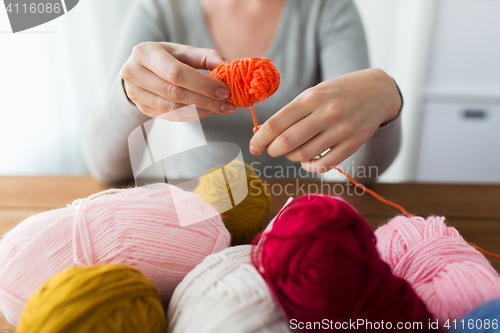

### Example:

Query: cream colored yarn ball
xmin=167 ymin=245 xmax=290 ymax=333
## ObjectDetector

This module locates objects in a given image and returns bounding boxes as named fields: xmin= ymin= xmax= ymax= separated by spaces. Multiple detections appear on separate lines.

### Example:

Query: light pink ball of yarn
xmin=375 ymin=215 xmax=500 ymax=322
xmin=0 ymin=184 xmax=230 ymax=325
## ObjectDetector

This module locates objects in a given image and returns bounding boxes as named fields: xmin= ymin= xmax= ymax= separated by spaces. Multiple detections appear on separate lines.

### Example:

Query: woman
xmin=83 ymin=0 xmax=402 ymax=184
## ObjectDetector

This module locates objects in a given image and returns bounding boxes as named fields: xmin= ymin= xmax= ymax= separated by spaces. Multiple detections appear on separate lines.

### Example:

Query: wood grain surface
xmin=1 ymin=177 xmax=499 ymax=332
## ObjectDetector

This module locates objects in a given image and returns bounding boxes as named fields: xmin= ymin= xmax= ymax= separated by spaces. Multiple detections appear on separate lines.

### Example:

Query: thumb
xmin=160 ymin=43 xmax=228 ymax=70
xmin=205 ymin=49 xmax=228 ymax=70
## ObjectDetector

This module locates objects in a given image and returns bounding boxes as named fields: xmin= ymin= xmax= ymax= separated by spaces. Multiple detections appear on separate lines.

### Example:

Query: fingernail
xmin=220 ymin=102 xmax=236 ymax=114
xmin=215 ymin=87 xmax=230 ymax=99
xmin=250 ymin=145 xmax=258 ymax=155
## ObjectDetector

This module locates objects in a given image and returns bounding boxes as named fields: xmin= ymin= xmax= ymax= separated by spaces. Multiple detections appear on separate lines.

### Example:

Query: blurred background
xmin=0 ymin=0 xmax=498 ymax=183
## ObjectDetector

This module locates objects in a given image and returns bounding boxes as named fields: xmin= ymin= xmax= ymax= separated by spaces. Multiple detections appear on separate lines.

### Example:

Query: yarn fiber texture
xmin=375 ymin=215 xmax=500 ymax=322
xmin=194 ymin=161 xmax=272 ymax=245
xmin=252 ymin=195 xmax=433 ymax=332
xmin=208 ymin=58 xmax=280 ymax=108
xmin=168 ymin=245 xmax=290 ymax=333
xmin=17 ymin=264 xmax=166 ymax=333
xmin=0 ymin=184 xmax=230 ymax=325
xmin=451 ymin=299 xmax=500 ymax=332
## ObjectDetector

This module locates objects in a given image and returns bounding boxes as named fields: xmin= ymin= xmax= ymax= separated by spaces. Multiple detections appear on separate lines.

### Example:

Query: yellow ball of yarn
xmin=194 ymin=161 xmax=272 ymax=245
xmin=17 ymin=264 xmax=166 ymax=333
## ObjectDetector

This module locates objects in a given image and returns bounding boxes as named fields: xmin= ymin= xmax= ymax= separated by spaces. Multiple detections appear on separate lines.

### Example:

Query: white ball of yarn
xmin=167 ymin=245 xmax=290 ymax=333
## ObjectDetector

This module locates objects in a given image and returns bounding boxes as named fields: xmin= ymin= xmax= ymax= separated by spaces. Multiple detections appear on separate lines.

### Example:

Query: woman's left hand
xmin=249 ymin=68 xmax=402 ymax=173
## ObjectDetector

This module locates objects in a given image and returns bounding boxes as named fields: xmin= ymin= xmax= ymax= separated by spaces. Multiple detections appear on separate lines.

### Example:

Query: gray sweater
xmin=83 ymin=0 xmax=401 ymax=184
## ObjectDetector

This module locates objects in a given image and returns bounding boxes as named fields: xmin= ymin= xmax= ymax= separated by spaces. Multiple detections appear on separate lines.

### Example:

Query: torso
xmin=160 ymin=0 xmax=367 ymax=177
xmin=200 ymin=0 xmax=286 ymax=60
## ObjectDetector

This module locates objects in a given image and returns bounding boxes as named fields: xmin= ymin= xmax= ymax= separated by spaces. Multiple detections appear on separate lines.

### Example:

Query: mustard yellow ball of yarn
xmin=17 ymin=264 xmax=166 ymax=333
xmin=194 ymin=161 xmax=272 ymax=245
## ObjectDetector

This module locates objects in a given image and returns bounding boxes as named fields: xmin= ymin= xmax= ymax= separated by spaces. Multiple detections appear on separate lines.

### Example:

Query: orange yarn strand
xmin=209 ymin=58 xmax=280 ymax=130
xmin=250 ymin=106 xmax=259 ymax=132
xmin=333 ymin=167 xmax=416 ymax=218
xmin=333 ymin=166 xmax=499 ymax=260
xmin=468 ymin=243 xmax=500 ymax=260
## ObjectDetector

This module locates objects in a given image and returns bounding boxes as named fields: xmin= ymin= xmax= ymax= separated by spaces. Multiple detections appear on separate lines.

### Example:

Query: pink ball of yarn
xmin=375 ymin=215 xmax=500 ymax=322
xmin=0 ymin=185 xmax=230 ymax=325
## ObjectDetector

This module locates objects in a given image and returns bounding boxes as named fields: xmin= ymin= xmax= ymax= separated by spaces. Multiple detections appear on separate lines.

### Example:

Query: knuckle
xmin=133 ymin=42 xmax=150 ymax=57
xmin=266 ymin=117 xmax=281 ymax=135
xmin=313 ymin=159 xmax=329 ymax=171
xmin=167 ymin=84 xmax=184 ymax=102
xmin=161 ymin=101 xmax=183 ymax=113
xmin=126 ymin=87 xmax=137 ymax=101
xmin=172 ymin=102 xmax=185 ymax=112
xmin=277 ymin=131 xmax=294 ymax=151
xmin=137 ymin=104 xmax=151 ymax=117
xmin=159 ymin=83 xmax=171 ymax=100
xmin=158 ymin=99 xmax=174 ymax=112
xmin=325 ymin=105 xmax=340 ymax=121
xmin=267 ymin=148 xmax=279 ymax=158
xmin=120 ymin=64 xmax=132 ymax=80
xmin=316 ymin=163 xmax=331 ymax=173
xmin=299 ymin=88 xmax=315 ymax=104
xmin=371 ymin=67 xmax=387 ymax=79
xmin=337 ymin=123 xmax=354 ymax=139
xmin=295 ymin=149 xmax=312 ymax=162
xmin=287 ymin=149 xmax=309 ymax=162
xmin=319 ymin=104 xmax=341 ymax=123
xmin=131 ymin=45 xmax=141 ymax=57
xmin=164 ymin=63 xmax=182 ymax=83
xmin=203 ymin=98 xmax=220 ymax=113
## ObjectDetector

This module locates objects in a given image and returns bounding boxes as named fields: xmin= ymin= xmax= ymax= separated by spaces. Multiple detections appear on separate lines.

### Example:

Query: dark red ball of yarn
xmin=252 ymin=195 xmax=433 ymax=332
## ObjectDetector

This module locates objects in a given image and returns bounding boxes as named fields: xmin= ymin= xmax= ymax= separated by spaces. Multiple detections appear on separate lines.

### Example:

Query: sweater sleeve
xmin=82 ymin=0 xmax=168 ymax=184
xmin=318 ymin=0 xmax=401 ymax=182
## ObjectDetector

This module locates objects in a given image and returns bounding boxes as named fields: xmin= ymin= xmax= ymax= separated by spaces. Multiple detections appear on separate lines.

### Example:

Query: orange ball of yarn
xmin=209 ymin=58 xmax=280 ymax=108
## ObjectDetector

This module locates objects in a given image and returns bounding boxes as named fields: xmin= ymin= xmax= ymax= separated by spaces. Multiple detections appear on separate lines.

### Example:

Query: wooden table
xmin=1 ymin=177 xmax=499 ymax=332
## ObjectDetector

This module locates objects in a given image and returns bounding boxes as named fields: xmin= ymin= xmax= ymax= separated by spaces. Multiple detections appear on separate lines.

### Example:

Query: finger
xmin=159 ymin=108 xmax=216 ymax=121
xmin=135 ymin=104 xmax=160 ymax=118
xmin=196 ymin=109 xmax=218 ymax=120
xmin=249 ymin=103 xmax=310 ymax=155
xmin=138 ymin=104 xmax=215 ymax=121
xmin=266 ymin=114 xmax=325 ymax=158
xmin=160 ymin=42 xmax=227 ymax=70
xmin=134 ymin=43 xmax=230 ymax=100
xmin=128 ymin=65 xmax=235 ymax=114
xmin=285 ymin=131 xmax=337 ymax=162
xmin=126 ymin=84 xmax=190 ymax=118
xmin=300 ymin=141 xmax=359 ymax=173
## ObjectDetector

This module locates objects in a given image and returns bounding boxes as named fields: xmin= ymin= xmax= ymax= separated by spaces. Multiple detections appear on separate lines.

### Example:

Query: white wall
xmin=0 ymin=0 xmax=131 ymax=175
xmin=416 ymin=0 xmax=500 ymax=183
xmin=353 ymin=0 xmax=437 ymax=182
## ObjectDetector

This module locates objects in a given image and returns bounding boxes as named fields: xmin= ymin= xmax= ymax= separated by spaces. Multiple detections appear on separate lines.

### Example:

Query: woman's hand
xmin=120 ymin=42 xmax=236 ymax=119
xmin=249 ymin=68 xmax=401 ymax=173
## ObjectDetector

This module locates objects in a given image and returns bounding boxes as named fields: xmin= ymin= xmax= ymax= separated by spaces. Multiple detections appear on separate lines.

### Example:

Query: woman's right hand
xmin=120 ymin=42 xmax=236 ymax=119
